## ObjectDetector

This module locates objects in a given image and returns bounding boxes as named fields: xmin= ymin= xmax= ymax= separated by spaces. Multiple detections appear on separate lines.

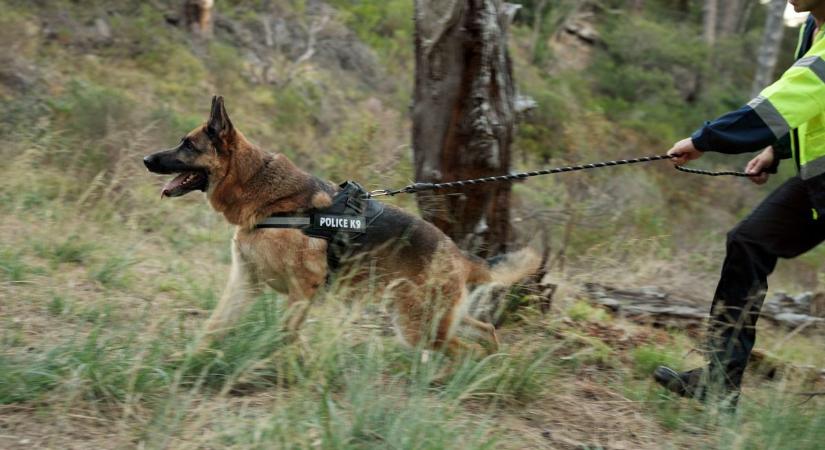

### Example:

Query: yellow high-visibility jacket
xmin=691 ymin=15 xmax=825 ymax=214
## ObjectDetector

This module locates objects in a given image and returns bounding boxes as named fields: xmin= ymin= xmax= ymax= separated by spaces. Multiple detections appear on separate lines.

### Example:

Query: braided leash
xmin=367 ymin=154 xmax=756 ymax=197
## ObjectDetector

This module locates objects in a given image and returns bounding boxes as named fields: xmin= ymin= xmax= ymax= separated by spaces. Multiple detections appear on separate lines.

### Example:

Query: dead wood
xmin=584 ymin=283 xmax=825 ymax=332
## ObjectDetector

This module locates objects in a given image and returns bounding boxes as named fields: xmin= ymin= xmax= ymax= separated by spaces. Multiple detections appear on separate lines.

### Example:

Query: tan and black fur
xmin=144 ymin=96 xmax=539 ymax=355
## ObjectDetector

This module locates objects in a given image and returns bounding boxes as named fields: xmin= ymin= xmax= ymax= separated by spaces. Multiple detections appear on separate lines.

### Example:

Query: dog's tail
xmin=465 ymin=247 xmax=542 ymax=286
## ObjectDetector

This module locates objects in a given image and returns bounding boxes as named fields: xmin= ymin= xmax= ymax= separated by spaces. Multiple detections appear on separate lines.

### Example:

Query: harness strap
xmin=256 ymin=216 xmax=311 ymax=228
xmin=254 ymin=181 xmax=380 ymax=281
xmin=254 ymin=181 xmax=369 ymax=233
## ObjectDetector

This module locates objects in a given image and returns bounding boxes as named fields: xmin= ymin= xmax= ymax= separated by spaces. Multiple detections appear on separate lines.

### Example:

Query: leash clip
xmin=366 ymin=189 xmax=392 ymax=198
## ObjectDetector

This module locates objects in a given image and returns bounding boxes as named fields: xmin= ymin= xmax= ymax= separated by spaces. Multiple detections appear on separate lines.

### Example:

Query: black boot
xmin=653 ymin=366 xmax=741 ymax=410
xmin=653 ymin=366 xmax=706 ymax=399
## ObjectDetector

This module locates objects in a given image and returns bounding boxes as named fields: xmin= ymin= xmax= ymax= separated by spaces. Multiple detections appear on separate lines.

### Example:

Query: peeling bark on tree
xmin=412 ymin=0 xmax=517 ymax=256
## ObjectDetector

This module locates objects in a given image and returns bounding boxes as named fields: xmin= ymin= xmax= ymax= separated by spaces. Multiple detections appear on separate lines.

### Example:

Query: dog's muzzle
xmin=143 ymin=154 xmax=166 ymax=174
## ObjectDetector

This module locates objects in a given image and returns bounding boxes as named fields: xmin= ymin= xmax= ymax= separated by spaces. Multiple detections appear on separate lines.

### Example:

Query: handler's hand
xmin=667 ymin=138 xmax=703 ymax=166
xmin=745 ymin=146 xmax=774 ymax=185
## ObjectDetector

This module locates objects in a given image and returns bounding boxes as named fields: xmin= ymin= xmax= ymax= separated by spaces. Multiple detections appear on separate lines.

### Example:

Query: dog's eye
xmin=181 ymin=139 xmax=198 ymax=153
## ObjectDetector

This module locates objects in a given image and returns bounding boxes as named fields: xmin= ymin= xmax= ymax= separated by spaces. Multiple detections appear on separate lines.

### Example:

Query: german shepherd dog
xmin=144 ymin=96 xmax=539 ymax=355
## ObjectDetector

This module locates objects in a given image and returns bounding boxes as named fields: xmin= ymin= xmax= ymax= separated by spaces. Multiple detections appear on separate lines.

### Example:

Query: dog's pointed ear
xmin=207 ymin=95 xmax=233 ymax=139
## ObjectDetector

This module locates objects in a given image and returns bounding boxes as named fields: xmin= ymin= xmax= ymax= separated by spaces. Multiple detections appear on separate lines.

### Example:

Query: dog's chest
xmin=235 ymin=228 xmax=327 ymax=292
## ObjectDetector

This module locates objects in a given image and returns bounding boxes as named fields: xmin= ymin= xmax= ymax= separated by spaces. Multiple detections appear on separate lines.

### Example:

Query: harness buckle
xmin=346 ymin=197 xmax=365 ymax=214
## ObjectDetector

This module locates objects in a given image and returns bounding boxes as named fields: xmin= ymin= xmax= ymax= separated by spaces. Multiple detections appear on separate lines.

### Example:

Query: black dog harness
xmin=255 ymin=181 xmax=385 ymax=275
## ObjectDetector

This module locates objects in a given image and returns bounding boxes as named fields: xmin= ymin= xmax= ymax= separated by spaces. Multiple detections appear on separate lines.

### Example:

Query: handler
xmin=654 ymin=0 xmax=825 ymax=404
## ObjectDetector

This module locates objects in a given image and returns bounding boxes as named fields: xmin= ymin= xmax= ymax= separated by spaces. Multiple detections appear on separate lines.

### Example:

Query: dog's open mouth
xmin=161 ymin=171 xmax=208 ymax=198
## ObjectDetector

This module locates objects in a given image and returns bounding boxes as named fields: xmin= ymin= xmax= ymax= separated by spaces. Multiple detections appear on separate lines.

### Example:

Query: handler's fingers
xmin=750 ymin=173 xmax=769 ymax=185
xmin=745 ymin=158 xmax=760 ymax=175
xmin=667 ymin=138 xmax=701 ymax=166
xmin=667 ymin=150 xmax=687 ymax=166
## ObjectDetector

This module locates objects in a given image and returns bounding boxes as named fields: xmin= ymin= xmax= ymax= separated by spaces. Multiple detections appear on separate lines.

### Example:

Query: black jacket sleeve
xmin=689 ymin=105 xmax=778 ymax=155
xmin=767 ymin=133 xmax=792 ymax=173
xmin=690 ymin=104 xmax=794 ymax=173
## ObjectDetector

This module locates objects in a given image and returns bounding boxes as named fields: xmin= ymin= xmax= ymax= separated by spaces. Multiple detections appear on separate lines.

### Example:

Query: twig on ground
xmin=786 ymin=391 xmax=825 ymax=408
xmin=795 ymin=391 xmax=825 ymax=397
xmin=65 ymin=413 xmax=111 ymax=423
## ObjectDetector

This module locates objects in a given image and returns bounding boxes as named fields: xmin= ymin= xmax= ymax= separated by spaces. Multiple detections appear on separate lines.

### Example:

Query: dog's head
xmin=143 ymin=96 xmax=235 ymax=198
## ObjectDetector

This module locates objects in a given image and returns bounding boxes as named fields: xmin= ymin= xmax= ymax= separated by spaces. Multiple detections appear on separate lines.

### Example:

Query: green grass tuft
xmin=179 ymin=292 xmax=289 ymax=391
xmin=0 ymin=249 xmax=29 ymax=282
xmin=34 ymin=234 xmax=96 ymax=267
xmin=631 ymin=344 xmax=685 ymax=379
xmin=91 ymin=254 xmax=139 ymax=288
xmin=566 ymin=300 xmax=611 ymax=323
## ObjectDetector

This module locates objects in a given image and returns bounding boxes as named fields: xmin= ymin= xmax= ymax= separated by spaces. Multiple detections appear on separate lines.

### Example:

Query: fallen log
xmin=584 ymin=283 xmax=825 ymax=331
xmin=584 ymin=283 xmax=706 ymax=330
xmin=584 ymin=283 xmax=825 ymax=382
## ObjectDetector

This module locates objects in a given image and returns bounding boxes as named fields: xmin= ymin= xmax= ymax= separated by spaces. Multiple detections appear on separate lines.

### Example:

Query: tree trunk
xmin=412 ymin=0 xmax=517 ymax=256
xmin=751 ymin=0 xmax=787 ymax=97
xmin=737 ymin=0 xmax=756 ymax=34
xmin=702 ymin=0 xmax=718 ymax=45
xmin=183 ymin=0 xmax=214 ymax=37
xmin=691 ymin=0 xmax=719 ymax=101
xmin=717 ymin=0 xmax=744 ymax=38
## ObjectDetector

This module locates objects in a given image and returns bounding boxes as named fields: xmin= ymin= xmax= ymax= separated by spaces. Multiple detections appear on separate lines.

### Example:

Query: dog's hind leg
xmin=202 ymin=240 xmax=261 ymax=344
xmin=285 ymin=297 xmax=311 ymax=339
xmin=284 ymin=292 xmax=313 ymax=341
xmin=282 ymin=268 xmax=324 ymax=340
xmin=442 ymin=337 xmax=475 ymax=358
xmin=461 ymin=316 xmax=500 ymax=354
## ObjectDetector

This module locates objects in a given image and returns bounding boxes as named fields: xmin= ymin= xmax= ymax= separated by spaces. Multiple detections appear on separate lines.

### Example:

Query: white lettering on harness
xmin=317 ymin=215 xmax=365 ymax=231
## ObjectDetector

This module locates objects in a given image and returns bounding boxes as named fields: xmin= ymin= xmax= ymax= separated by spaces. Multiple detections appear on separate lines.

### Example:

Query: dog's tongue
xmin=161 ymin=172 xmax=191 ymax=198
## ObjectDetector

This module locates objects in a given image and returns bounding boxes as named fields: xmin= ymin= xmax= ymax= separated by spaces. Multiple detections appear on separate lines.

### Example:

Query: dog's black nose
xmin=143 ymin=155 xmax=155 ymax=170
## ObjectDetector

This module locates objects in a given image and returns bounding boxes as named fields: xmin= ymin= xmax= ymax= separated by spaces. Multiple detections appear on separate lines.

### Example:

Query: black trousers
xmin=708 ymin=175 xmax=825 ymax=389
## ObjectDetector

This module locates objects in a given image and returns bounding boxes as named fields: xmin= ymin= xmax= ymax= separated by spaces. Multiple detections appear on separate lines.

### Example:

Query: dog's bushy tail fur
xmin=488 ymin=247 xmax=542 ymax=285
xmin=464 ymin=247 xmax=542 ymax=286
xmin=462 ymin=248 xmax=543 ymax=327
